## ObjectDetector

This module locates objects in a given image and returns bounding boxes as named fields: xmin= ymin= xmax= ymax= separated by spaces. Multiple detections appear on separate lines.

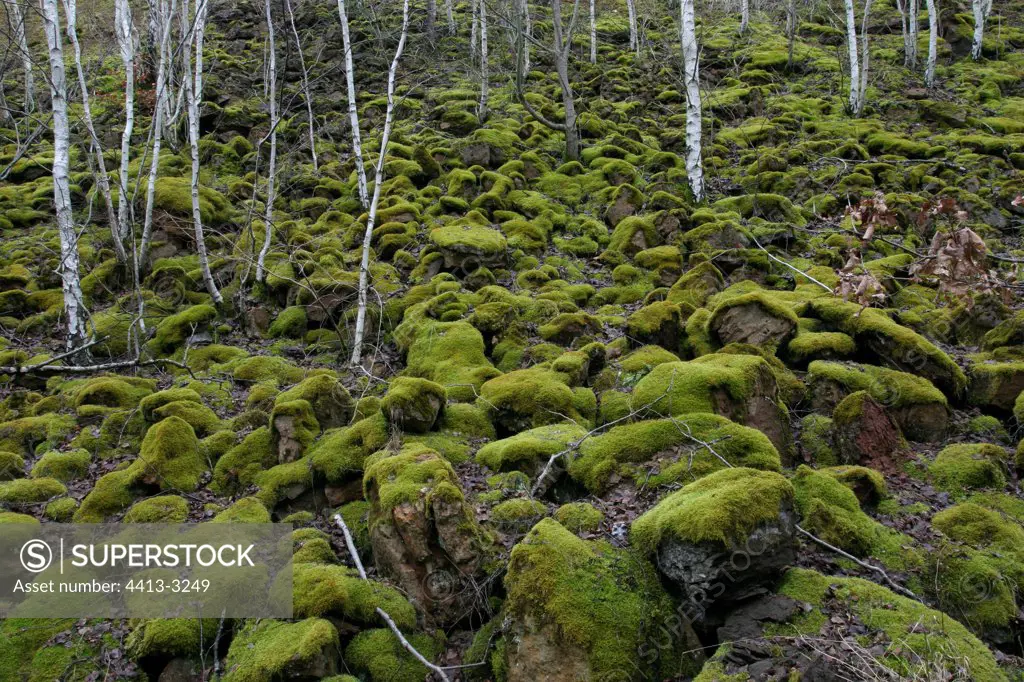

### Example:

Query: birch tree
xmin=446 ymin=0 xmax=454 ymax=34
xmin=139 ymin=0 xmax=176 ymax=269
xmin=925 ymin=0 xmax=937 ymax=86
xmin=337 ymin=0 xmax=369 ymax=210
xmin=971 ymin=0 xmax=992 ymax=60
xmin=4 ymin=0 xmax=34 ymax=113
xmin=182 ymin=0 xmax=222 ymax=303
xmin=844 ymin=0 xmax=862 ymax=115
xmin=680 ymin=0 xmax=704 ymax=201
xmin=427 ymin=0 xmax=436 ymax=40
xmin=41 ymin=0 xmax=88 ymax=348
xmin=62 ymin=0 xmax=125 ymax=265
xmin=896 ymin=0 xmax=918 ymax=67
xmin=471 ymin=0 xmax=479 ymax=61
xmin=514 ymin=0 xmax=581 ymax=161
xmin=256 ymin=0 xmax=278 ymax=284
xmin=114 ymin=0 xmax=135 ymax=252
xmin=740 ymin=0 xmax=749 ymax=34
xmin=626 ymin=0 xmax=638 ymax=55
xmin=284 ymin=0 xmax=317 ymax=171
xmin=588 ymin=0 xmax=596 ymax=63
xmin=350 ymin=0 xmax=410 ymax=367
xmin=857 ymin=0 xmax=872 ymax=117
xmin=478 ymin=0 xmax=489 ymax=121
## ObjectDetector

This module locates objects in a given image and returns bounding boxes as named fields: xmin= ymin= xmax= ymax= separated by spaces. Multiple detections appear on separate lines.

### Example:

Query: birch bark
xmin=680 ymin=0 xmax=704 ymax=201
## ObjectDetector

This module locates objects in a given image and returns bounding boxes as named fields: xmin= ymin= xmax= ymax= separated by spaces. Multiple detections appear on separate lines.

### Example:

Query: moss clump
xmin=345 ymin=628 xmax=444 ymax=682
xmin=307 ymin=412 xmax=389 ymax=484
xmin=276 ymin=374 xmax=353 ymax=429
xmin=267 ymin=306 xmax=307 ymax=339
xmin=44 ymin=497 xmax=77 ymax=521
xmin=554 ymin=502 xmax=603 ymax=533
xmin=211 ymin=497 xmax=271 ymax=523
xmin=291 ymin=562 xmax=416 ymax=627
xmin=0 ymin=477 xmax=66 ymax=504
xmin=932 ymin=502 xmax=1024 ymax=549
xmin=0 ymin=450 xmax=25 ymax=480
xmin=150 ymin=304 xmax=218 ymax=354
xmin=787 ymin=330 xmax=856 ymax=364
xmin=822 ymin=465 xmax=887 ymax=506
xmin=504 ymin=518 xmax=701 ymax=680
xmin=381 ymin=377 xmax=446 ymax=433
xmin=336 ymin=500 xmax=371 ymax=556
xmin=630 ymin=353 xmax=780 ymax=416
xmin=67 ymin=377 xmax=154 ymax=409
xmin=798 ymin=413 xmax=835 ymax=465
xmin=73 ymin=469 xmax=137 ymax=522
xmin=490 ymin=498 xmax=547 ymax=531
xmin=223 ymin=618 xmax=340 ymax=682
xmin=929 ymin=443 xmax=1006 ymax=492
xmin=30 ymin=449 xmax=90 ymax=481
xmin=475 ymin=423 xmax=586 ymax=473
xmin=131 ymin=416 xmax=205 ymax=490
xmin=152 ymin=400 xmax=223 ymax=437
xmin=0 ymin=414 xmax=75 ymax=455
xmin=211 ymin=427 xmax=276 ymax=494
xmin=231 ymin=355 xmax=306 ymax=385
xmin=127 ymin=618 xmax=217 ymax=662
xmin=396 ymin=319 xmax=501 ymax=402
xmin=124 ymin=495 xmax=190 ymax=523
xmin=363 ymin=445 xmax=461 ymax=512
xmin=631 ymin=467 xmax=793 ymax=555
xmin=139 ymin=388 xmax=202 ymax=421
xmin=291 ymin=527 xmax=335 ymax=563
xmin=572 ymin=415 xmax=780 ymax=492
xmin=478 ymin=367 xmax=581 ymax=432
xmin=775 ymin=568 xmax=1005 ymax=682
xmin=270 ymin=399 xmax=320 ymax=462
xmin=966 ymin=359 xmax=1024 ymax=411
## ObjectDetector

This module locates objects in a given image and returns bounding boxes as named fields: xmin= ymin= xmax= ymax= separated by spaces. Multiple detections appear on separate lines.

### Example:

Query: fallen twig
xmin=332 ymin=513 xmax=451 ymax=682
xmin=751 ymin=235 xmax=835 ymax=294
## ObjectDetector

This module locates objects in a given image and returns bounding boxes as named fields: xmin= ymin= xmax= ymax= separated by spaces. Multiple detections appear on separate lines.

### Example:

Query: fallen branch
xmin=795 ymin=525 xmax=918 ymax=600
xmin=332 ymin=513 xmax=451 ymax=682
xmin=751 ymin=235 xmax=834 ymax=294
xmin=0 ymin=338 xmax=196 ymax=379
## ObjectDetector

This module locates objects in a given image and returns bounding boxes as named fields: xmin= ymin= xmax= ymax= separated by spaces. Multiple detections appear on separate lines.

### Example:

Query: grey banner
xmin=0 ymin=524 xmax=294 ymax=618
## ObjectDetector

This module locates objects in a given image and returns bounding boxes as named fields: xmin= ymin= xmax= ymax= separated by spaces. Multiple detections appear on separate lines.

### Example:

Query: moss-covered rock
xmin=223 ymin=618 xmax=340 ymax=682
xmin=831 ymin=391 xmax=905 ymax=466
xmin=270 ymin=399 xmax=319 ymax=463
xmin=708 ymin=292 xmax=798 ymax=349
xmin=381 ymin=377 xmax=446 ymax=433
xmin=929 ymin=443 xmax=1007 ymax=492
xmin=345 ymin=628 xmax=444 ymax=682
xmin=150 ymin=305 xmax=218 ymax=355
xmin=275 ymin=374 xmax=353 ymax=429
xmin=553 ymin=502 xmax=603 ymax=533
xmin=291 ymin=562 xmax=416 ymax=627
xmin=479 ymin=367 xmax=581 ymax=434
xmin=123 ymin=495 xmax=190 ymax=523
xmin=475 ymin=423 xmax=586 ymax=476
xmin=30 ymin=449 xmax=90 ymax=482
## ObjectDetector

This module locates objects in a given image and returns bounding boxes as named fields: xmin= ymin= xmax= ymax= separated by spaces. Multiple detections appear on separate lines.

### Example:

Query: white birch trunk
xmin=256 ymin=0 xmax=278 ymax=284
xmin=588 ymin=0 xmax=596 ymax=63
xmin=283 ymin=0 xmax=317 ymax=171
xmin=337 ymin=0 xmax=369 ymax=210
xmin=41 ymin=0 xmax=87 ymax=348
xmin=184 ymin=0 xmax=222 ymax=303
xmin=908 ymin=0 xmax=918 ymax=67
xmin=62 ymin=0 xmax=126 ymax=265
xmin=626 ymin=0 xmax=638 ymax=54
xmin=680 ymin=0 xmax=704 ymax=202
xmin=446 ymin=0 xmax=454 ymax=34
xmin=478 ymin=0 xmax=488 ymax=120
xmin=925 ymin=0 xmax=937 ymax=86
xmin=856 ymin=0 xmax=872 ymax=117
xmin=115 ymin=0 xmax=135 ymax=248
xmin=971 ymin=0 xmax=987 ymax=60
xmin=844 ymin=0 xmax=861 ymax=115
xmin=740 ymin=0 xmax=749 ymax=34
xmin=426 ymin=0 xmax=436 ymax=40
xmin=470 ymin=0 xmax=479 ymax=62
xmin=5 ymin=0 xmax=35 ymax=113
xmin=140 ymin=0 xmax=176 ymax=269
xmin=350 ymin=0 xmax=410 ymax=367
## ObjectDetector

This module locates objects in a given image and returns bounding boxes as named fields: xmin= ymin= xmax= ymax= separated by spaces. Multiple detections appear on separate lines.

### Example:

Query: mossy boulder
xmin=345 ymin=628 xmax=444 ymax=682
xmin=150 ymin=304 xmax=218 ymax=355
xmin=30 ymin=449 xmax=90 ymax=482
xmin=929 ymin=443 xmax=1007 ymax=492
xmin=0 ymin=477 xmax=67 ymax=504
xmin=479 ymin=367 xmax=580 ymax=434
xmin=553 ymin=502 xmax=603 ymax=533
xmin=475 ymin=422 xmax=586 ymax=480
xmin=429 ymin=212 xmax=508 ymax=268
xmin=291 ymin=562 xmax=416 ymax=627
xmin=632 ymin=468 xmax=796 ymax=620
xmin=503 ymin=518 xmax=703 ymax=682
xmin=630 ymin=354 xmax=792 ymax=459
xmin=152 ymin=400 xmax=222 ymax=437
xmin=223 ymin=618 xmax=340 ymax=682
xmin=276 ymin=374 xmax=353 ymax=429
xmin=397 ymin=320 xmax=501 ymax=402
xmin=626 ymin=301 xmax=684 ymax=351
xmin=381 ymin=377 xmax=446 ymax=433
xmin=139 ymin=388 xmax=203 ymax=421
xmin=270 ymin=399 xmax=319 ymax=464
xmin=831 ymin=391 xmax=905 ymax=466
xmin=708 ymin=292 xmax=798 ymax=349
xmin=0 ymin=450 xmax=25 ymax=480
xmin=123 ymin=495 xmax=190 ymax=523
xmin=966 ymin=359 xmax=1024 ymax=412
xmin=211 ymin=427 xmax=276 ymax=494
xmin=0 ymin=414 xmax=75 ymax=456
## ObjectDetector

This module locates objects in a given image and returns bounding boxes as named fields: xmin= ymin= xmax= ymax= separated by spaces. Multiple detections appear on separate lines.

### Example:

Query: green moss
xmin=929 ymin=443 xmax=1006 ymax=492
xmin=73 ymin=468 xmax=137 ymax=522
xmin=270 ymin=399 xmax=320 ymax=461
xmin=308 ymin=412 xmax=389 ymax=484
xmin=30 ymin=449 xmax=90 ymax=481
xmin=153 ymin=400 xmax=223 ymax=437
xmin=212 ymin=427 xmax=276 ymax=494
xmin=630 ymin=353 xmax=778 ymax=416
xmin=619 ymin=345 xmax=680 ymax=376
xmin=538 ymin=312 xmax=601 ymax=343
xmin=632 ymin=468 xmax=793 ymax=554
xmin=505 ymin=518 xmax=701 ymax=680
xmin=223 ymin=618 xmax=340 ymax=682
xmin=125 ymin=618 xmax=212 ymax=660
xmin=554 ymin=502 xmax=603 ymax=533
xmin=966 ymin=415 xmax=1009 ymax=442
xmin=775 ymin=568 xmax=1006 ymax=682
xmin=478 ymin=367 xmax=581 ymax=431
xmin=798 ymin=414 xmax=835 ymax=465
xmin=152 ymin=177 xmax=232 ymax=224
xmin=572 ymin=415 xmax=780 ymax=492
xmin=345 ymin=628 xmax=444 ymax=682
xmin=336 ymin=500 xmax=371 ymax=555
xmin=966 ymin=359 xmax=1024 ymax=411
xmin=44 ymin=497 xmax=77 ymax=521
xmin=150 ymin=304 xmax=218 ymax=354
xmin=381 ymin=377 xmax=446 ymax=433
xmin=476 ymin=423 xmax=586 ymax=472
xmin=0 ymin=476 xmax=66 ymax=504
xmin=787 ymin=330 xmax=856 ymax=363
xmin=276 ymin=374 xmax=353 ymax=429
xmin=292 ymin=562 xmax=416 ymax=627
xmin=396 ymin=319 xmax=501 ymax=402
xmin=363 ymin=444 xmax=461 ymax=511
xmin=267 ymin=306 xmax=307 ymax=338
xmin=231 ymin=355 xmax=306 ymax=385
xmin=0 ymin=450 xmax=25 ymax=480
xmin=211 ymin=497 xmax=271 ymax=523
xmin=124 ymin=495 xmax=190 ymax=523
xmin=139 ymin=388 xmax=202 ymax=421
xmin=933 ymin=502 xmax=1024 ymax=549
xmin=0 ymin=414 xmax=75 ymax=455
xmin=67 ymin=377 xmax=153 ymax=409
xmin=490 ymin=498 xmax=547 ymax=530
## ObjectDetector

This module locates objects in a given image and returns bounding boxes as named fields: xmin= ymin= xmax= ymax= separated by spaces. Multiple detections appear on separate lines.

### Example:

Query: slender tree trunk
xmin=140 ymin=0 xmax=176 ymax=269
xmin=521 ymin=0 xmax=531 ymax=72
xmin=5 ymin=0 xmax=35 ymax=113
xmin=626 ymin=0 xmax=638 ymax=55
xmin=588 ymin=0 xmax=596 ymax=63
xmin=925 ymin=0 xmax=937 ymax=86
xmin=337 ymin=0 xmax=369 ymax=210
xmin=844 ymin=0 xmax=861 ymax=115
xmin=115 ymin=0 xmax=135 ymax=251
xmin=283 ymin=0 xmax=317 ymax=171
xmin=0 ymin=73 xmax=10 ymax=122
xmin=478 ymin=0 xmax=488 ymax=121
xmin=62 ymin=0 xmax=126 ymax=265
xmin=908 ymin=0 xmax=918 ymax=67
xmin=446 ymin=0 xmax=454 ymax=34
xmin=553 ymin=0 xmax=580 ymax=161
xmin=856 ymin=0 xmax=872 ymax=117
xmin=786 ymin=0 xmax=797 ymax=69
xmin=740 ymin=0 xmax=749 ymax=34
xmin=350 ymin=0 xmax=410 ymax=367
xmin=680 ymin=0 xmax=704 ymax=201
xmin=426 ymin=0 xmax=436 ymax=40
xmin=183 ymin=0 xmax=221 ymax=303
xmin=41 ymin=0 xmax=88 ymax=349
xmin=971 ymin=0 xmax=987 ymax=59
xmin=256 ymin=0 xmax=278 ymax=284
xmin=470 ymin=0 xmax=479 ymax=62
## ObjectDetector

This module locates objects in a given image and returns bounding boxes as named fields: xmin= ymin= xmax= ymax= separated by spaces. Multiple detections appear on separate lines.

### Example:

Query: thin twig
xmin=751 ymin=235 xmax=835 ymax=293
xmin=796 ymin=525 xmax=918 ymax=600
xmin=332 ymin=514 xmax=451 ymax=682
